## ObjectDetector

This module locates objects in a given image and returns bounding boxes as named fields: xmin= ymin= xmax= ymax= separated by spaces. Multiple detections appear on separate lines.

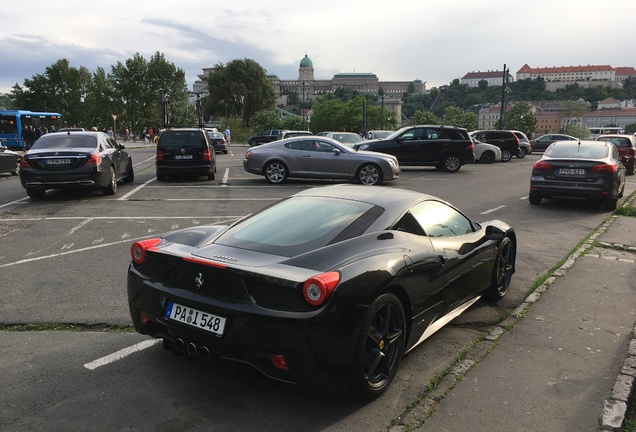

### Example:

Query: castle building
xmin=196 ymin=54 xmax=426 ymax=99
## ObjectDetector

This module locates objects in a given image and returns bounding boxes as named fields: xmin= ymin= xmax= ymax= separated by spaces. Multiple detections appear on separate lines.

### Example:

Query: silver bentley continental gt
xmin=243 ymin=136 xmax=400 ymax=185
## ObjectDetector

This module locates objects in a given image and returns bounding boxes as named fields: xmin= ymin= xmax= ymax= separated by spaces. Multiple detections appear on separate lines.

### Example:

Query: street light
xmin=302 ymin=81 xmax=306 ymax=130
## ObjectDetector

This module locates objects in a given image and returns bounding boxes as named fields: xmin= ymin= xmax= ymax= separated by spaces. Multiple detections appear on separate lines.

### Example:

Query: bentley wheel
xmin=350 ymin=293 xmax=406 ymax=399
xmin=442 ymin=154 xmax=461 ymax=172
xmin=357 ymin=163 xmax=381 ymax=185
xmin=264 ymin=161 xmax=288 ymax=184
xmin=102 ymin=166 xmax=117 ymax=195
xmin=501 ymin=149 xmax=512 ymax=162
xmin=486 ymin=237 xmax=514 ymax=300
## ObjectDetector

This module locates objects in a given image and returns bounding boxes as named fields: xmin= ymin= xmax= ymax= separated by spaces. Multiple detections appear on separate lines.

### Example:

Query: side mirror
xmin=333 ymin=148 xmax=341 ymax=155
xmin=118 ymin=143 xmax=126 ymax=150
xmin=485 ymin=225 xmax=505 ymax=241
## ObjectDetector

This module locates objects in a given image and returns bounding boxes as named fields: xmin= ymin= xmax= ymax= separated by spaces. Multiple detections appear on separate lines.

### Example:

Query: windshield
xmin=545 ymin=143 xmax=608 ymax=159
xmin=332 ymin=133 xmax=363 ymax=144
xmin=159 ymin=131 xmax=206 ymax=148
xmin=215 ymin=196 xmax=384 ymax=257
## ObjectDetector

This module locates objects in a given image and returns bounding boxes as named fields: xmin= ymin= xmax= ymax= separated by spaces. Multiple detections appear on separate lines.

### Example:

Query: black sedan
xmin=0 ymin=144 xmax=21 ymax=175
xmin=529 ymin=140 xmax=626 ymax=210
xmin=127 ymin=185 xmax=516 ymax=397
xmin=19 ymin=131 xmax=134 ymax=199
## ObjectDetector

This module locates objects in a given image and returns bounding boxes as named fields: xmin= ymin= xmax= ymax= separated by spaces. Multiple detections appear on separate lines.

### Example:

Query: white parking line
xmin=118 ymin=177 xmax=155 ymax=200
xmin=480 ymin=205 xmax=506 ymax=215
xmin=84 ymin=339 xmax=161 ymax=370
xmin=0 ymin=197 xmax=29 ymax=209
xmin=222 ymin=168 xmax=229 ymax=186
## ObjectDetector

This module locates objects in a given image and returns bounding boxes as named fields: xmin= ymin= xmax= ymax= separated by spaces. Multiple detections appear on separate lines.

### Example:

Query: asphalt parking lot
xmin=1 ymin=144 xmax=634 ymax=431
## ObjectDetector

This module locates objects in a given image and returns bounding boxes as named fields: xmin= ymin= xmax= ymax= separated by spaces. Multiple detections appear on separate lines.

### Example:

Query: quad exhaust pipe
xmin=173 ymin=338 xmax=211 ymax=360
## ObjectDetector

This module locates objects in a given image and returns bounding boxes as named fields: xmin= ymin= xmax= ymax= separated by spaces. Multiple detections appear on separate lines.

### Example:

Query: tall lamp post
xmin=302 ymin=81 xmax=306 ymax=130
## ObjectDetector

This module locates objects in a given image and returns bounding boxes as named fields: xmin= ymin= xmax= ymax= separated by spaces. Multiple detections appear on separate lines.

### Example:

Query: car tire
xmin=264 ymin=161 xmax=288 ymax=184
xmin=627 ymin=166 xmax=635 ymax=176
xmin=501 ymin=149 xmax=512 ymax=162
xmin=102 ymin=166 xmax=117 ymax=195
xmin=357 ymin=163 xmax=382 ymax=185
xmin=516 ymin=147 xmax=527 ymax=158
xmin=207 ymin=171 xmax=215 ymax=181
xmin=157 ymin=173 xmax=166 ymax=182
xmin=528 ymin=193 xmax=542 ymax=205
xmin=123 ymin=160 xmax=134 ymax=183
xmin=249 ymin=140 xmax=258 ymax=147
xmin=480 ymin=151 xmax=495 ymax=164
xmin=442 ymin=154 xmax=461 ymax=172
xmin=26 ymin=189 xmax=45 ymax=199
xmin=485 ymin=237 xmax=514 ymax=300
xmin=605 ymin=197 xmax=618 ymax=211
xmin=11 ymin=159 xmax=20 ymax=176
xmin=349 ymin=292 xmax=406 ymax=399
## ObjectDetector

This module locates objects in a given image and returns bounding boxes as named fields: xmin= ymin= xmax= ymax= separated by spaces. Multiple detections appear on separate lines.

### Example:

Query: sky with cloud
xmin=1 ymin=0 xmax=635 ymax=95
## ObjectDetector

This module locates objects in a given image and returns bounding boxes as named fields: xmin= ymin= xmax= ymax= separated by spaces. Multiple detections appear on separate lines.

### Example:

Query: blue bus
xmin=0 ymin=110 xmax=64 ymax=149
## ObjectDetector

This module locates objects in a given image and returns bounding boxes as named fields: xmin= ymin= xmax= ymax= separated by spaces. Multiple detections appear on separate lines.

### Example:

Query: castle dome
xmin=300 ymin=54 xmax=313 ymax=68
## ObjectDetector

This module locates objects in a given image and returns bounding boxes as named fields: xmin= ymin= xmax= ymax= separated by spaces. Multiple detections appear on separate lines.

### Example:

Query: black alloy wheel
xmin=102 ymin=166 xmax=117 ymax=195
xmin=350 ymin=293 xmax=406 ymax=398
xmin=486 ymin=237 xmax=514 ymax=300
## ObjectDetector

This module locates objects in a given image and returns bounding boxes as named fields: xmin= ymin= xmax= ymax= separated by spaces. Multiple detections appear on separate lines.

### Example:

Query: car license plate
xmin=174 ymin=155 xmax=193 ymax=160
xmin=165 ymin=301 xmax=226 ymax=336
xmin=46 ymin=158 xmax=72 ymax=165
xmin=557 ymin=168 xmax=585 ymax=176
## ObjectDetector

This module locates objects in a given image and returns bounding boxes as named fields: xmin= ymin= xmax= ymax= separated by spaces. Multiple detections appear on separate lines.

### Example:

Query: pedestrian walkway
xmin=391 ymin=213 xmax=636 ymax=431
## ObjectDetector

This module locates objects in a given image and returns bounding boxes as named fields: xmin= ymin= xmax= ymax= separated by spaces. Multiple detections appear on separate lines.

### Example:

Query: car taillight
xmin=302 ymin=272 xmax=340 ymax=306
xmin=591 ymin=163 xmax=616 ymax=173
xmin=533 ymin=161 xmax=552 ymax=170
xmin=131 ymin=238 xmax=162 ymax=264
xmin=85 ymin=153 xmax=101 ymax=167
xmin=19 ymin=157 xmax=29 ymax=168
xmin=202 ymin=148 xmax=211 ymax=161
xmin=156 ymin=150 xmax=164 ymax=161
xmin=245 ymin=151 xmax=252 ymax=159
xmin=466 ymin=143 xmax=474 ymax=151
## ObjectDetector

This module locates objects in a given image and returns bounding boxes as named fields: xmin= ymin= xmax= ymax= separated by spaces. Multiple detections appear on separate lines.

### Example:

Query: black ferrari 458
xmin=127 ymin=185 xmax=516 ymax=398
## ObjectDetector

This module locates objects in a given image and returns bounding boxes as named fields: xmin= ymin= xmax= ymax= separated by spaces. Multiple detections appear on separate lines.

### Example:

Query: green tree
xmin=205 ymin=58 xmax=276 ymax=127
xmin=625 ymin=122 xmax=636 ymax=135
xmin=565 ymin=123 xmax=590 ymax=139
xmin=110 ymin=52 xmax=186 ymax=133
xmin=505 ymin=102 xmax=537 ymax=136
xmin=442 ymin=106 xmax=477 ymax=130
xmin=478 ymin=79 xmax=489 ymax=90
xmin=560 ymin=99 xmax=589 ymax=133
xmin=411 ymin=110 xmax=441 ymax=125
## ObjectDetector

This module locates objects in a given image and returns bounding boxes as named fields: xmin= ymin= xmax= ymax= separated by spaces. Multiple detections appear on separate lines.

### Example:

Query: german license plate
xmin=174 ymin=155 xmax=193 ymax=160
xmin=557 ymin=168 xmax=585 ymax=176
xmin=46 ymin=158 xmax=72 ymax=165
xmin=165 ymin=301 xmax=226 ymax=336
